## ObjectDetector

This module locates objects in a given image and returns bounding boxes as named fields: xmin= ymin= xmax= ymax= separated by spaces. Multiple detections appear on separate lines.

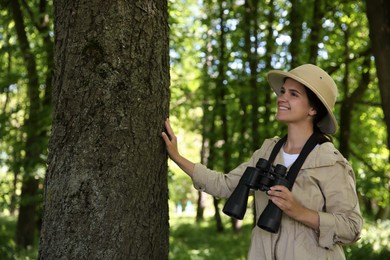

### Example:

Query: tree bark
xmin=244 ymin=0 xmax=260 ymax=151
xmin=366 ymin=0 xmax=390 ymax=159
xmin=289 ymin=0 xmax=303 ymax=68
xmin=308 ymin=0 xmax=325 ymax=64
xmin=365 ymin=0 xmax=390 ymax=218
xmin=339 ymin=56 xmax=371 ymax=158
xmin=263 ymin=0 xmax=277 ymax=137
xmin=39 ymin=1 xmax=170 ymax=259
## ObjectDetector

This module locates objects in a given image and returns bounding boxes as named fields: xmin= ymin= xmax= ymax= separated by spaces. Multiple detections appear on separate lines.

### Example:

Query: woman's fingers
xmin=161 ymin=131 xmax=170 ymax=144
xmin=164 ymin=118 xmax=175 ymax=138
xmin=267 ymin=185 xmax=288 ymax=197
xmin=162 ymin=119 xmax=180 ymax=159
xmin=162 ymin=119 xmax=174 ymax=142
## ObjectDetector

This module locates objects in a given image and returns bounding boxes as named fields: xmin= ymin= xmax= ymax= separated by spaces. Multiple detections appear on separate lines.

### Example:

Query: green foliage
xmin=168 ymin=214 xmax=390 ymax=259
xmin=169 ymin=215 xmax=251 ymax=259
xmin=0 ymin=170 xmax=16 ymax=213
xmin=169 ymin=168 xmax=197 ymax=207
xmin=0 ymin=216 xmax=38 ymax=259
xmin=345 ymin=220 xmax=390 ymax=260
xmin=168 ymin=0 xmax=204 ymax=131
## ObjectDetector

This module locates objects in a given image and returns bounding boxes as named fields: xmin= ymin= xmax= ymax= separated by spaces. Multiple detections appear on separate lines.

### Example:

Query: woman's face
xmin=275 ymin=78 xmax=317 ymax=127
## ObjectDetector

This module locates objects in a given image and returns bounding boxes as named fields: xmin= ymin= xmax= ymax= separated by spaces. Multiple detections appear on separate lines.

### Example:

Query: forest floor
xmin=1 ymin=213 xmax=389 ymax=259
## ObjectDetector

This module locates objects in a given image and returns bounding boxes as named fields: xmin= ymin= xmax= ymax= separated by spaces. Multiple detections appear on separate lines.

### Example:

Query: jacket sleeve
xmin=192 ymin=139 xmax=276 ymax=198
xmin=317 ymin=160 xmax=363 ymax=249
xmin=191 ymin=162 xmax=249 ymax=198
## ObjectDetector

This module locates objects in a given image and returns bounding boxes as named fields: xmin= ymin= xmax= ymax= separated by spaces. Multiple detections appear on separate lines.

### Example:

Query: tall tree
xmin=261 ymin=0 xmax=278 ymax=139
xmin=39 ymin=0 xmax=170 ymax=259
xmin=365 ymin=0 xmax=390 ymax=161
xmin=289 ymin=0 xmax=303 ymax=68
xmin=243 ymin=0 xmax=260 ymax=152
xmin=365 ymin=0 xmax=390 ymax=220
xmin=9 ymin=0 xmax=46 ymax=248
xmin=308 ymin=0 xmax=325 ymax=64
xmin=210 ymin=0 xmax=228 ymax=233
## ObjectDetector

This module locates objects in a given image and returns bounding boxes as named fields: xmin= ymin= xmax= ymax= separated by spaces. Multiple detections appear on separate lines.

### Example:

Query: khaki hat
xmin=267 ymin=64 xmax=338 ymax=134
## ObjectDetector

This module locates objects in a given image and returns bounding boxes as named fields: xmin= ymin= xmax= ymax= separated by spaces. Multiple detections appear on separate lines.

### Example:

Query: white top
xmin=282 ymin=149 xmax=299 ymax=168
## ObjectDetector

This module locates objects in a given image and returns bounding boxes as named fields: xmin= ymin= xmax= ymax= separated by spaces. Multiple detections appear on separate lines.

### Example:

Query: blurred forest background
xmin=0 ymin=0 xmax=389 ymax=259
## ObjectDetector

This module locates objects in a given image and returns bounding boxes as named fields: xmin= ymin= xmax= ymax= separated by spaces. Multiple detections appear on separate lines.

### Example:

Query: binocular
xmin=222 ymin=158 xmax=288 ymax=233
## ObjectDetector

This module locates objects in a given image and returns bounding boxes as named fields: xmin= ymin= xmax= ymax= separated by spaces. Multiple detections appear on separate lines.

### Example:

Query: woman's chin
xmin=275 ymin=115 xmax=288 ymax=123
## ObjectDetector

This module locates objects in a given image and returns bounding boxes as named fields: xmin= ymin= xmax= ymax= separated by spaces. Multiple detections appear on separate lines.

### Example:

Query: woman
xmin=162 ymin=64 xmax=363 ymax=259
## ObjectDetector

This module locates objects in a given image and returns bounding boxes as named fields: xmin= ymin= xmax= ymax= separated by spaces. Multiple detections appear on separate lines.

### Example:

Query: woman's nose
xmin=277 ymin=93 xmax=287 ymax=101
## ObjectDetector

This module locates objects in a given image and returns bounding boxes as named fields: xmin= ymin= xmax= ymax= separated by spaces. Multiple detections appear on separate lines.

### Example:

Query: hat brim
xmin=267 ymin=70 xmax=338 ymax=135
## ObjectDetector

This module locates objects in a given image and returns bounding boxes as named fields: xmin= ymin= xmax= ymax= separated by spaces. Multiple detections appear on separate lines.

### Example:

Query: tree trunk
xmin=366 ymin=0 xmax=390 ymax=160
xmin=308 ymin=0 xmax=325 ymax=64
xmin=339 ymin=56 xmax=370 ymax=158
xmin=365 ymin=0 xmax=390 ymax=222
xmin=10 ymin=0 xmax=42 ymax=248
xmin=243 ymin=0 xmax=260 ymax=151
xmin=39 ymin=1 xmax=170 ymax=259
xmin=196 ymin=190 xmax=206 ymax=222
xmin=197 ymin=110 xmax=209 ymax=223
xmin=263 ymin=0 xmax=277 ymax=138
xmin=199 ymin=4 xmax=221 ymax=228
xmin=289 ymin=0 xmax=303 ymax=68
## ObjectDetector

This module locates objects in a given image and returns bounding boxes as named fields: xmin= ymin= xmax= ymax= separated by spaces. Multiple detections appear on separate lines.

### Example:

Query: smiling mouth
xmin=278 ymin=106 xmax=290 ymax=110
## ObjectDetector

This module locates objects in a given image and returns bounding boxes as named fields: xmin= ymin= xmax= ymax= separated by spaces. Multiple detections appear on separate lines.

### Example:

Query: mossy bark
xmin=39 ymin=1 xmax=170 ymax=259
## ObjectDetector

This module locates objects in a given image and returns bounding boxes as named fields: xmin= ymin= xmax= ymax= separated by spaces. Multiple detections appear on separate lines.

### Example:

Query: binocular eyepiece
xmin=222 ymin=158 xmax=288 ymax=233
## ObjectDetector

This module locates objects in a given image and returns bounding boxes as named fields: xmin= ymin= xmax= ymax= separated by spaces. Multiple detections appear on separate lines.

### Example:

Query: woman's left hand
xmin=267 ymin=185 xmax=319 ymax=230
xmin=267 ymin=185 xmax=303 ymax=220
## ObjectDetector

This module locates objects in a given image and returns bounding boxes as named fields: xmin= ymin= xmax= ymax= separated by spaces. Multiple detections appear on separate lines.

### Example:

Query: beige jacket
xmin=192 ymin=138 xmax=363 ymax=260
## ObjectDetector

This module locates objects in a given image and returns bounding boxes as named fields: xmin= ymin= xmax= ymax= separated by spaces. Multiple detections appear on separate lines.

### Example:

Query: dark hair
xmin=305 ymin=87 xmax=333 ymax=143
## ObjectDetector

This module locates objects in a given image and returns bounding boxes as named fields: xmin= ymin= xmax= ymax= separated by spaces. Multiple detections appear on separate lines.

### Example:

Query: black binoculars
xmin=222 ymin=158 xmax=288 ymax=233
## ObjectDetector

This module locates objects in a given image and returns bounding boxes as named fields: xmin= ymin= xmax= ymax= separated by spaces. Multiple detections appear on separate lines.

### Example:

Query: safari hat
xmin=267 ymin=64 xmax=338 ymax=134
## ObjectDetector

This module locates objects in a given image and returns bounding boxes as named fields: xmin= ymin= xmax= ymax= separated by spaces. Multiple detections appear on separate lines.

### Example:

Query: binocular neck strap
xmin=268 ymin=134 xmax=319 ymax=190
xmin=268 ymin=135 xmax=287 ymax=165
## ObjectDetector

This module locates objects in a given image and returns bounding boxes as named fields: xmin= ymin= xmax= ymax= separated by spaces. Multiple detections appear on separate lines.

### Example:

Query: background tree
xmin=38 ymin=0 xmax=170 ymax=259
xmin=365 ymin=0 xmax=390 ymax=219
xmin=366 ymin=0 xmax=390 ymax=153
xmin=7 ymin=0 xmax=53 ymax=248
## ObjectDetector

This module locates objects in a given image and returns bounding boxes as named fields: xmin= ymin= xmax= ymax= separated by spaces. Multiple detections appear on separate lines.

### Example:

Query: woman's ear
xmin=309 ymin=107 xmax=317 ymax=117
